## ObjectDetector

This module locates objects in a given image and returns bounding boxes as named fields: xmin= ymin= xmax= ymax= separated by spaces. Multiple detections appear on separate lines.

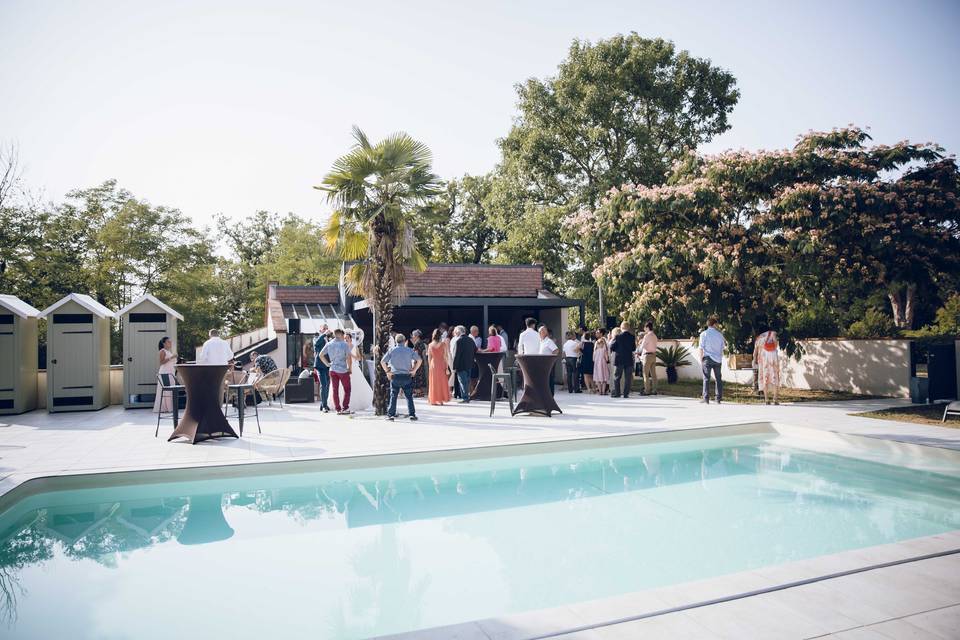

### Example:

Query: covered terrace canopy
xmin=347 ymin=264 xmax=583 ymax=349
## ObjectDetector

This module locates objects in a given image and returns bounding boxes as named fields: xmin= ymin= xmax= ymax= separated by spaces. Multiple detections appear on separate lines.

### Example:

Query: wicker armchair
xmin=255 ymin=367 xmax=291 ymax=407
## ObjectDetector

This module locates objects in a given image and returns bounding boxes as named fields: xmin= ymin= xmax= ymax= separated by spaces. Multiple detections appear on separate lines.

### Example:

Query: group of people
xmin=423 ymin=324 xmax=508 ymax=406
xmin=695 ymin=315 xmax=782 ymax=405
xmin=547 ymin=320 xmax=660 ymax=399
xmin=155 ymin=313 xmax=785 ymax=420
xmin=153 ymin=328 xmax=286 ymax=413
xmin=310 ymin=325 xmax=373 ymax=414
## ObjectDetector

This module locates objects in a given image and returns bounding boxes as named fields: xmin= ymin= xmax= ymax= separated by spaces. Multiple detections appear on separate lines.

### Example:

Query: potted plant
xmin=656 ymin=345 xmax=692 ymax=384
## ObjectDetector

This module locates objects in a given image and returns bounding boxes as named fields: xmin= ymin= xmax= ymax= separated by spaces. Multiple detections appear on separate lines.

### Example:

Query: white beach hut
xmin=40 ymin=293 xmax=115 ymax=412
xmin=117 ymin=294 xmax=184 ymax=409
xmin=0 ymin=294 xmax=41 ymax=415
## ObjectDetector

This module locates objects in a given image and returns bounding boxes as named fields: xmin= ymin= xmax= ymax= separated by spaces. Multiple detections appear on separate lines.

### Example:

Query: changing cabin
xmin=117 ymin=294 xmax=183 ymax=408
xmin=0 ymin=294 xmax=41 ymax=415
xmin=40 ymin=294 xmax=115 ymax=412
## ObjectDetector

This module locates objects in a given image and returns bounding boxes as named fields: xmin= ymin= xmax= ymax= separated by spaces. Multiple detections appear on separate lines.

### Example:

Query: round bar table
xmin=470 ymin=351 xmax=505 ymax=401
xmin=512 ymin=354 xmax=562 ymax=417
xmin=168 ymin=364 xmax=239 ymax=444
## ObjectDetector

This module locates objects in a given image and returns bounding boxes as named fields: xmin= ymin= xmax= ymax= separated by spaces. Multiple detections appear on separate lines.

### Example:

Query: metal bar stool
xmin=488 ymin=364 xmax=516 ymax=417
xmin=155 ymin=373 xmax=185 ymax=437
xmin=223 ymin=371 xmax=261 ymax=436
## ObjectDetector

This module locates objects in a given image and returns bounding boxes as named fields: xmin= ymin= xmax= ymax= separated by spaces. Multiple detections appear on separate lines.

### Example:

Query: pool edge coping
xmin=0 ymin=420 xmax=778 ymax=512
xmin=372 ymin=533 xmax=960 ymax=640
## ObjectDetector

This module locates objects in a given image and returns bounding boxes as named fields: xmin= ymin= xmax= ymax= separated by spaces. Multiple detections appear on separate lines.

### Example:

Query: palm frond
xmin=342 ymin=229 xmax=368 ymax=261
xmin=351 ymin=125 xmax=372 ymax=152
xmin=321 ymin=211 xmax=344 ymax=254
xmin=344 ymin=262 xmax=367 ymax=296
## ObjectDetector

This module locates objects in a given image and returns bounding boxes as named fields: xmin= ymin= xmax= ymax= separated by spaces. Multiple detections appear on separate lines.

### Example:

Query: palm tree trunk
xmin=372 ymin=251 xmax=394 ymax=415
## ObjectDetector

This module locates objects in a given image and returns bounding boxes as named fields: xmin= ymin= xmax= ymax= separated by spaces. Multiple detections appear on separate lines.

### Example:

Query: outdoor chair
xmin=255 ymin=367 xmax=291 ymax=407
xmin=488 ymin=363 xmax=516 ymax=417
xmin=943 ymin=401 xmax=960 ymax=423
xmin=155 ymin=373 xmax=185 ymax=437
xmin=285 ymin=372 xmax=316 ymax=403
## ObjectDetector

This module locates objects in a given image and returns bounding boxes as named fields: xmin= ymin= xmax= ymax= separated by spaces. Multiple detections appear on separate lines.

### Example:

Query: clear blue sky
xmin=2 ymin=0 xmax=958 ymax=227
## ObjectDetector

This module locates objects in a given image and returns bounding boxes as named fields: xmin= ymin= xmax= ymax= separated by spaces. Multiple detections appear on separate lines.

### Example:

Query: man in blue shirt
xmin=698 ymin=316 xmax=726 ymax=404
xmin=380 ymin=334 xmax=423 ymax=421
xmin=313 ymin=326 xmax=331 ymax=413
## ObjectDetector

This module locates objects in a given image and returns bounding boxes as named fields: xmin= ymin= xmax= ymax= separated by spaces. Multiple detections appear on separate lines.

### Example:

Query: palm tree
xmin=316 ymin=127 xmax=440 ymax=414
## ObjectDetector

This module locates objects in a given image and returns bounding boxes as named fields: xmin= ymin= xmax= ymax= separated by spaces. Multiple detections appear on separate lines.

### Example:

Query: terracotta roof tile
xmin=273 ymin=286 xmax=340 ymax=304
xmin=267 ymin=298 xmax=286 ymax=333
xmin=403 ymin=264 xmax=543 ymax=297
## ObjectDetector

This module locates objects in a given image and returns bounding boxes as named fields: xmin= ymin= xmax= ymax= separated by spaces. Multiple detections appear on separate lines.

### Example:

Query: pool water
xmin=1 ymin=428 xmax=958 ymax=639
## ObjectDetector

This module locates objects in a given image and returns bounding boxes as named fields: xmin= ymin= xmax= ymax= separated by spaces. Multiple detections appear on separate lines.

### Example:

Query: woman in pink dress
xmin=592 ymin=329 xmax=611 ymax=395
xmin=753 ymin=326 xmax=781 ymax=405
xmin=484 ymin=325 xmax=503 ymax=353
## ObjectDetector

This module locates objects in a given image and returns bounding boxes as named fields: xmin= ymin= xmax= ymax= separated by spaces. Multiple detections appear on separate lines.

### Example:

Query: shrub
xmin=656 ymin=345 xmax=693 ymax=384
xmin=786 ymin=304 xmax=840 ymax=339
xmin=846 ymin=309 xmax=900 ymax=338
xmin=927 ymin=294 xmax=960 ymax=336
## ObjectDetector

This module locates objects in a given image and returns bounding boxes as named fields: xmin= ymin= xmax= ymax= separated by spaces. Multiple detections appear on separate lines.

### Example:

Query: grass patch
xmin=856 ymin=403 xmax=959 ymax=428
xmin=643 ymin=379 xmax=880 ymax=404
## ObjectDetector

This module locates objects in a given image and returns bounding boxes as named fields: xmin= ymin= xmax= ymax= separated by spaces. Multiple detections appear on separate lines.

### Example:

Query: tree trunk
xmin=904 ymin=283 xmax=917 ymax=329
xmin=888 ymin=284 xmax=918 ymax=329
xmin=372 ymin=249 xmax=394 ymax=415
xmin=888 ymin=290 xmax=905 ymax=328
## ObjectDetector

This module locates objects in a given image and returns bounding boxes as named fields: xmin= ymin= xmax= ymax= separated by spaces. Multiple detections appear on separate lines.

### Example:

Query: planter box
xmin=910 ymin=377 xmax=929 ymax=404
xmin=729 ymin=354 xmax=754 ymax=370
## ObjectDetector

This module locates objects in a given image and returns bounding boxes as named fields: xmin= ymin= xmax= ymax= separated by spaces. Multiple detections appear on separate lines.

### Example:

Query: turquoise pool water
xmin=1 ymin=429 xmax=958 ymax=639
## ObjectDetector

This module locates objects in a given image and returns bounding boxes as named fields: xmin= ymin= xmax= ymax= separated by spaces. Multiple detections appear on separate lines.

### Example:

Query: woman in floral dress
xmin=753 ymin=325 xmax=781 ymax=405
xmin=593 ymin=329 xmax=611 ymax=395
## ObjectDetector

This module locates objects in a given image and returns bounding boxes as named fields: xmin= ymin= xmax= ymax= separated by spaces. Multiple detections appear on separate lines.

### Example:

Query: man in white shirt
xmin=517 ymin=317 xmax=541 ymax=355
xmin=496 ymin=325 xmax=508 ymax=352
xmin=538 ymin=325 xmax=560 ymax=396
xmin=198 ymin=329 xmax=235 ymax=366
xmin=561 ymin=331 xmax=582 ymax=393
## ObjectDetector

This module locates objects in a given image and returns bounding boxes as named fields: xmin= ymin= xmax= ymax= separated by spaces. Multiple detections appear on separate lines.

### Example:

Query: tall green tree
xmin=317 ymin=127 xmax=441 ymax=414
xmin=426 ymin=174 xmax=505 ymax=264
xmin=258 ymin=215 xmax=341 ymax=286
xmin=498 ymin=34 xmax=740 ymax=303
xmin=215 ymin=210 xmax=282 ymax=333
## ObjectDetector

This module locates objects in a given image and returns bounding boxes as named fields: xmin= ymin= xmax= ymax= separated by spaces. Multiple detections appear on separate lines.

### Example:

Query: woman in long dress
xmin=153 ymin=336 xmax=177 ymax=413
xmin=579 ymin=330 xmax=594 ymax=393
xmin=593 ymin=329 xmax=610 ymax=395
xmin=345 ymin=331 xmax=373 ymax=412
xmin=427 ymin=329 xmax=452 ymax=405
xmin=753 ymin=326 xmax=781 ymax=405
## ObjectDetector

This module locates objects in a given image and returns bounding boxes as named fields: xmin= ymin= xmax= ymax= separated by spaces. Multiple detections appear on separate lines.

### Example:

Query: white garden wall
xmin=662 ymin=338 xmax=912 ymax=398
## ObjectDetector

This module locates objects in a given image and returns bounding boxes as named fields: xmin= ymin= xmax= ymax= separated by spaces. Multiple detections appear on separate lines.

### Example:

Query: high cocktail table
xmin=512 ymin=354 xmax=562 ymax=417
xmin=470 ymin=351 xmax=505 ymax=401
xmin=168 ymin=364 xmax=239 ymax=444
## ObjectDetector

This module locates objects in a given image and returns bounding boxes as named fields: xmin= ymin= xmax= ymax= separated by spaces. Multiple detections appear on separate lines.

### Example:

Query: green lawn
xmin=855 ymin=403 xmax=959 ymax=428
xmin=641 ymin=378 xmax=880 ymax=404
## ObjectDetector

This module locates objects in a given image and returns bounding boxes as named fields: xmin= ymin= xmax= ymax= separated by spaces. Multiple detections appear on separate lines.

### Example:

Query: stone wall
xmin=662 ymin=338 xmax=912 ymax=398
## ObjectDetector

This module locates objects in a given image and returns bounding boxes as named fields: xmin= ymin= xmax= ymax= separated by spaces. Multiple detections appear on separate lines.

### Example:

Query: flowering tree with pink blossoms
xmin=571 ymin=127 xmax=960 ymax=351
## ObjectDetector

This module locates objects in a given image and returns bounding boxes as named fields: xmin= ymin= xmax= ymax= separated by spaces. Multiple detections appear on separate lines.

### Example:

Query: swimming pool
xmin=0 ymin=423 xmax=958 ymax=639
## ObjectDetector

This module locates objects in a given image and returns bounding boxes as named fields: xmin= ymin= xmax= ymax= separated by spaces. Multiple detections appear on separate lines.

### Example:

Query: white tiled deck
xmin=1 ymin=393 xmax=959 ymax=639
